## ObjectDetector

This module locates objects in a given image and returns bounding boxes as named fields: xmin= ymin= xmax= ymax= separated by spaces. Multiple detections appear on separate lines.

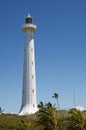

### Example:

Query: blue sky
xmin=0 ymin=0 xmax=86 ymax=113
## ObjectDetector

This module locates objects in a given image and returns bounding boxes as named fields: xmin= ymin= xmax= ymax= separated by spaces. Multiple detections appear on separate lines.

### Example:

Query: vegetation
xmin=37 ymin=102 xmax=60 ymax=130
xmin=0 ymin=93 xmax=86 ymax=130
xmin=0 ymin=108 xmax=86 ymax=130
xmin=52 ymin=93 xmax=60 ymax=110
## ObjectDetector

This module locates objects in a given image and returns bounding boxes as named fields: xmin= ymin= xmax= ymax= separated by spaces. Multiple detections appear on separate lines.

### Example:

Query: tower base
xmin=19 ymin=105 xmax=38 ymax=116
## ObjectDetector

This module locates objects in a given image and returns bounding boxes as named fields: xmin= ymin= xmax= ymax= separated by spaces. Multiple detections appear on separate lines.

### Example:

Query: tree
xmin=37 ymin=101 xmax=44 ymax=109
xmin=37 ymin=103 xmax=60 ymax=130
xmin=45 ymin=102 xmax=54 ymax=109
xmin=52 ymin=93 xmax=60 ymax=110
xmin=64 ymin=109 xmax=86 ymax=130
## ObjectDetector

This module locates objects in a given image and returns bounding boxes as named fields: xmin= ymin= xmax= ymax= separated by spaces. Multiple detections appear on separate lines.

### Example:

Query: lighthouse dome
xmin=25 ymin=14 xmax=33 ymax=24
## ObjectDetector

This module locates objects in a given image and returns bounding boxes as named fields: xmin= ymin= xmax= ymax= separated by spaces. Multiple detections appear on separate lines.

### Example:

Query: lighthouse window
xmin=33 ymin=104 xmax=35 ymax=107
xmin=32 ymin=75 xmax=34 ymax=79
xmin=31 ymin=48 xmax=33 ymax=52
xmin=32 ymin=61 xmax=33 ymax=65
xmin=32 ymin=89 xmax=34 ymax=93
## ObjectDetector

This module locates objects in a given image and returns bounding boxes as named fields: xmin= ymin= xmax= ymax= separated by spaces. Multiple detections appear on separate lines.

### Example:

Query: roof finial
xmin=28 ymin=14 xmax=31 ymax=17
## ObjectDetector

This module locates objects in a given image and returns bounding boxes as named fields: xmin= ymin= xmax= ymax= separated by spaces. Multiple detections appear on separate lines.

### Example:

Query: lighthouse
xmin=19 ymin=15 xmax=38 ymax=115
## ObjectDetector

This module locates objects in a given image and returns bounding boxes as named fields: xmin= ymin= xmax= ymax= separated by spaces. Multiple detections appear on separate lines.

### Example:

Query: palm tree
xmin=37 ymin=103 xmax=60 ymax=130
xmin=37 ymin=101 xmax=44 ymax=109
xmin=45 ymin=102 xmax=54 ymax=109
xmin=64 ymin=109 xmax=86 ymax=130
xmin=52 ymin=93 xmax=60 ymax=110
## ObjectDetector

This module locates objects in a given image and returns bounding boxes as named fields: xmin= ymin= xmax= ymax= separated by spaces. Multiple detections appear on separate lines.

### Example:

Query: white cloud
xmin=76 ymin=106 xmax=86 ymax=111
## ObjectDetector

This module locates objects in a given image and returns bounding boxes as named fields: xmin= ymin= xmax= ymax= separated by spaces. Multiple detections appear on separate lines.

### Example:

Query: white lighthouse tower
xmin=19 ymin=15 xmax=38 ymax=115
